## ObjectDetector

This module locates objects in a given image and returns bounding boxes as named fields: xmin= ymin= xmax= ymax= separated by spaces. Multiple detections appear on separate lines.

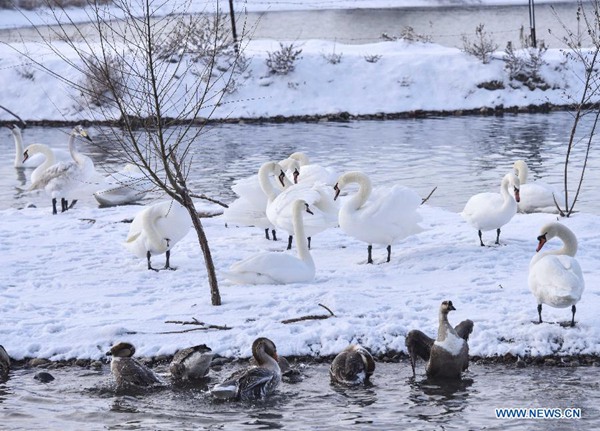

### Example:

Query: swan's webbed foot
xmin=367 ymin=245 xmax=373 ymax=264
xmin=495 ymin=228 xmax=501 ymax=245
xmin=571 ymin=305 xmax=576 ymax=327
xmin=147 ymin=251 xmax=159 ymax=271
xmin=478 ymin=230 xmax=484 ymax=247
xmin=537 ymin=304 xmax=543 ymax=324
xmin=61 ymin=198 xmax=69 ymax=212
xmin=265 ymin=228 xmax=270 ymax=240
xmin=386 ymin=245 xmax=391 ymax=263
xmin=163 ymin=250 xmax=177 ymax=271
xmin=272 ymin=229 xmax=277 ymax=241
xmin=287 ymin=235 xmax=293 ymax=250
xmin=52 ymin=198 xmax=58 ymax=215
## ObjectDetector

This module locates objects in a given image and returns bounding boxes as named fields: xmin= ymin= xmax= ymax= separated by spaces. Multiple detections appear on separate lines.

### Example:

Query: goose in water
xmin=0 ymin=345 xmax=9 ymax=382
xmin=329 ymin=344 xmax=375 ymax=386
xmin=461 ymin=172 xmax=520 ymax=246
xmin=333 ymin=171 xmax=423 ymax=264
xmin=9 ymin=123 xmax=70 ymax=168
xmin=223 ymin=199 xmax=315 ymax=284
xmin=222 ymin=160 xmax=296 ymax=241
xmin=529 ymin=222 xmax=584 ymax=327
xmin=93 ymin=163 xmax=153 ymax=206
xmin=211 ymin=337 xmax=281 ymax=401
xmin=125 ymin=200 xmax=191 ymax=271
xmin=513 ymin=160 xmax=559 ymax=213
xmin=170 ymin=344 xmax=214 ymax=381
xmin=106 ymin=342 xmax=163 ymax=391
xmin=26 ymin=126 xmax=96 ymax=214
xmin=405 ymin=300 xmax=473 ymax=379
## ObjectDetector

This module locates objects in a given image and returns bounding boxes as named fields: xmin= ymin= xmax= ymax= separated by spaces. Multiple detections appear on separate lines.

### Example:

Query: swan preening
xmin=513 ymin=160 xmax=558 ymax=214
xmin=25 ymin=126 xmax=97 ymax=214
xmin=529 ymin=222 xmax=585 ymax=327
xmin=461 ymin=172 xmax=520 ymax=246
xmin=223 ymin=199 xmax=315 ymax=284
xmin=106 ymin=342 xmax=163 ymax=391
xmin=211 ymin=337 xmax=281 ymax=401
xmin=405 ymin=300 xmax=473 ymax=379
xmin=169 ymin=344 xmax=214 ymax=381
xmin=329 ymin=344 xmax=375 ymax=385
xmin=9 ymin=123 xmax=70 ymax=168
xmin=334 ymin=171 xmax=423 ymax=264
xmin=93 ymin=163 xmax=153 ymax=207
xmin=124 ymin=200 xmax=191 ymax=271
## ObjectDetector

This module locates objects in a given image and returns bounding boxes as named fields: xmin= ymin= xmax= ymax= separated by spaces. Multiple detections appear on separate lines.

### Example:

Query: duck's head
xmin=252 ymin=337 xmax=278 ymax=364
xmin=440 ymin=300 xmax=456 ymax=314
xmin=107 ymin=342 xmax=136 ymax=358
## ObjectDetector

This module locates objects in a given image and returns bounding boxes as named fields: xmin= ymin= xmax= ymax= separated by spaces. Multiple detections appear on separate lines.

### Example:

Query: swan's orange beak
xmin=536 ymin=234 xmax=547 ymax=252
xmin=514 ymin=187 xmax=520 ymax=203
xmin=333 ymin=183 xmax=340 ymax=200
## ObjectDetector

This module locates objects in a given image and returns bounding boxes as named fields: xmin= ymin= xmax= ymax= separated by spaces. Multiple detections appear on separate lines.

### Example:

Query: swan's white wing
xmin=224 ymin=251 xmax=314 ymax=285
xmin=528 ymin=255 xmax=585 ymax=307
xmin=519 ymin=182 xmax=559 ymax=213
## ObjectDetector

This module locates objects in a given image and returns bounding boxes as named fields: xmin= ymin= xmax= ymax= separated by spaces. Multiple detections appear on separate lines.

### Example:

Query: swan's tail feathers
xmin=125 ymin=232 xmax=142 ymax=244
xmin=454 ymin=319 xmax=474 ymax=342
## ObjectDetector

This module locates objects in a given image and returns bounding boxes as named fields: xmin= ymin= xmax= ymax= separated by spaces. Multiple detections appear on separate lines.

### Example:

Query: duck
xmin=528 ymin=222 xmax=585 ymax=327
xmin=124 ymin=200 xmax=191 ymax=271
xmin=106 ymin=342 xmax=163 ymax=390
xmin=405 ymin=300 xmax=473 ymax=379
xmin=329 ymin=344 xmax=375 ymax=385
xmin=333 ymin=171 xmax=423 ymax=264
xmin=461 ymin=172 xmax=520 ymax=246
xmin=93 ymin=163 xmax=153 ymax=206
xmin=26 ymin=126 xmax=97 ymax=214
xmin=0 ymin=345 xmax=10 ymax=382
xmin=222 ymin=160 xmax=296 ymax=241
xmin=9 ymin=123 xmax=70 ymax=168
xmin=170 ymin=344 xmax=214 ymax=381
xmin=223 ymin=199 xmax=315 ymax=285
xmin=513 ymin=160 xmax=558 ymax=213
xmin=211 ymin=337 xmax=281 ymax=401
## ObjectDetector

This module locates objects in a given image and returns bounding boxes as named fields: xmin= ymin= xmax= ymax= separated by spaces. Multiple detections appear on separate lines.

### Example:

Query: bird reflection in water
xmin=407 ymin=376 xmax=474 ymax=422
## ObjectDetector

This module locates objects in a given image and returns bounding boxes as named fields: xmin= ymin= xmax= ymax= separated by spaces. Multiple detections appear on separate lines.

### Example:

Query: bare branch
xmin=282 ymin=304 xmax=335 ymax=324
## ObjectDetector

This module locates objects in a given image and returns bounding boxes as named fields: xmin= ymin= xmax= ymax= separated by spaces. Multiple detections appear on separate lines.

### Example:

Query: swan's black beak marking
xmin=305 ymin=203 xmax=314 ymax=215
xmin=278 ymin=170 xmax=286 ymax=187
xmin=22 ymin=149 xmax=30 ymax=163
xmin=536 ymin=233 xmax=547 ymax=252
xmin=333 ymin=183 xmax=340 ymax=201
xmin=514 ymin=186 xmax=520 ymax=203
xmin=293 ymin=169 xmax=300 ymax=184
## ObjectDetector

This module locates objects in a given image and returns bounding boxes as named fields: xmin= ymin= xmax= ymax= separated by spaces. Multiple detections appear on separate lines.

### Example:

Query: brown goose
xmin=0 ymin=345 xmax=10 ymax=382
xmin=329 ymin=344 xmax=375 ymax=385
xmin=405 ymin=300 xmax=473 ymax=379
xmin=170 ymin=344 xmax=214 ymax=381
xmin=211 ymin=337 xmax=281 ymax=401
xmin=106 ymin=342 xmax=163 ymax=390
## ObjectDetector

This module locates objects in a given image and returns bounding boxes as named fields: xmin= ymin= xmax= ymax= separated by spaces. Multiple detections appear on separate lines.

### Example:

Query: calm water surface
xmin=2 ymin=111 xmax=599 ymax=214
xmin=1 ymin=361 xmax=598 ymax=430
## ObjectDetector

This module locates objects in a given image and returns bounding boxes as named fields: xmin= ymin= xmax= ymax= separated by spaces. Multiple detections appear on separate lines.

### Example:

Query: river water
xmin=1 ymin=360 xmax=598 ymax=430
xmin=2 ymin=111 xmax=599 ymax=214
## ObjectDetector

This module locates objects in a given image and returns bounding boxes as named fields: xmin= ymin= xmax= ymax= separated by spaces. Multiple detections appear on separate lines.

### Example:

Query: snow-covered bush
xmin=266 ymin=43 xmax=303 ymax=75
xmin=381 ymin=26 xmax=432 ymax=43
xmin=80 ymin=53 xmax=125 ymax=107
xmin=461 ymin=24 xmax=498 ymax=64
xmin=364 ymin=54 xmax=382 ymax=63
xmin=503 ymin=37 xmax=549 ymax=90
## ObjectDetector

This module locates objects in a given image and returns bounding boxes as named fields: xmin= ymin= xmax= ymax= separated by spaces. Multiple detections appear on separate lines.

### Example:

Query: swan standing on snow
xmin=405 ymin=300 xmax=473 ymax=379
xmin=9 ymin=123 xmax=70 ymax=168
xmin=529 ymin=222 xmax=584 ymax=327
xmin=222 ymin=160 xmax=296 ymax=240
xmin=333 ymin=171 xmax=423 ymax=264
xmin=329 ymin=344 xmax=375 ymax=386
xmin=93 ymin=163 xmax=153 ymax=206
xmin=125 ymin=200 xmax=191 ymax=271
xmin=223 ymin=199 xmax=315 ymax=284
xmin=461 ymin=172 xmax=520 ymax=246
xmin=26 ymin=125 xmax=97 ymax=214
xmin=211 ymin=337 xmax=281 ymax=401
xmin=513 ymin=160 xmax=558 ymax=213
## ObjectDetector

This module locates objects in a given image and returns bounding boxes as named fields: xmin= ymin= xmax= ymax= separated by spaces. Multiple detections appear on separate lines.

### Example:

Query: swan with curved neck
xmin=22 ymin=144 xmax=57 ymax=185
xmin=529 ymin=222 xmax=584 ymax=326
xmin=223 ymin=199 xmax=315 ymax=284
xmin=125 ymin=200 xmax=191 ymax=271
xmin=211 ymin=337 xmax=281 ymax=401
xmin=26 ymin=126 xmax=96 ymax=214
xmin=461 ymin=172 xmax=520 ymax=246
xmin=9 ymin=124 xmax=70 ymax=168
xmin=513 ymin=160 xmax=558 ymax=213
xmin=333 ymin=171 xmax=423 ymax=264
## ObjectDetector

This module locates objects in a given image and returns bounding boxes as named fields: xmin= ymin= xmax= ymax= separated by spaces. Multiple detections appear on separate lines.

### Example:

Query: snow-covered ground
xmin=1 ymin=0 xmax=599 ymax=363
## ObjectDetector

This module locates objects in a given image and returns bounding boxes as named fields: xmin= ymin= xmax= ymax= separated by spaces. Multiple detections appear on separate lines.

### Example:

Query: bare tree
xmin=550 ymin=0 xmax=600 ymax=217
xmin=8 ymin=0 xmax=251 ymax=305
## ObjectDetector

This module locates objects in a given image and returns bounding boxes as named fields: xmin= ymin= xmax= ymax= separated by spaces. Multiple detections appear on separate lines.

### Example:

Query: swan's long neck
xmin=342 ymin=172 xmax=372 ymax=210
xmin=67 ymin=133 xmax=85 ymax=167
xmin=292 ymin=200 xmax=314 ymax=268
xmin=258 ymin=162 xmax=290 ymax=201
xmin=550 ymin=226 xmax=578 ymax=258
xmin=145 ymin=205 xmax=168 ymax=250
xmin=500 ymin=175 xmax=517 ymax=210
xmin=514 ymin=161 xmax=529 ymax=184
xmin=28 ymin=144 xmax=56 ymax=172
xmin=13 ymin=128 xmax=24 ymax=167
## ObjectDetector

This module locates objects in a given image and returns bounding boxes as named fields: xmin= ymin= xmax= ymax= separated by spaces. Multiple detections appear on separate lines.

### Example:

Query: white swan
xmin=125 ymin=200 xmax=191 ymax=271
xmin=93 ymin=163 xmax=153 ymax=206
xmin=461 ymin=172 xmax=520 ymax=246
xmin=223 ymin=199 xmax=315 ymax=284
xmin=333 ymin=171 xmax=423 ymax=264
xmin=222 ymin=160 xmax=295 ymax=240
xmin=513 ymin=160 xmax=559 ymax=213
xmin=9 ymin=124 xmax=70 ymax=168
xmin=267 ymin=180 xmax=339 ymax=249
xmin=26 ymin=126 xmax=97 ymax=214
xmin=528 ymin=222 xmax=585 ymax=327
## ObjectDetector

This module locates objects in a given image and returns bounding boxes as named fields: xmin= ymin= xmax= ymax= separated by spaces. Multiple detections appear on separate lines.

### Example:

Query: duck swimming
xmin=329 ymin=344 xmax=375 ymax=385
xmin=106 ymin=342 xmax=163 ymax=391
xmin=170 ymin=344 xmax=214 ymax=381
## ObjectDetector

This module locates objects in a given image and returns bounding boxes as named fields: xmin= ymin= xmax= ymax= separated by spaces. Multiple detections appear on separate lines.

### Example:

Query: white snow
xmin=1 ymin=0 xmax=599 ymax=362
